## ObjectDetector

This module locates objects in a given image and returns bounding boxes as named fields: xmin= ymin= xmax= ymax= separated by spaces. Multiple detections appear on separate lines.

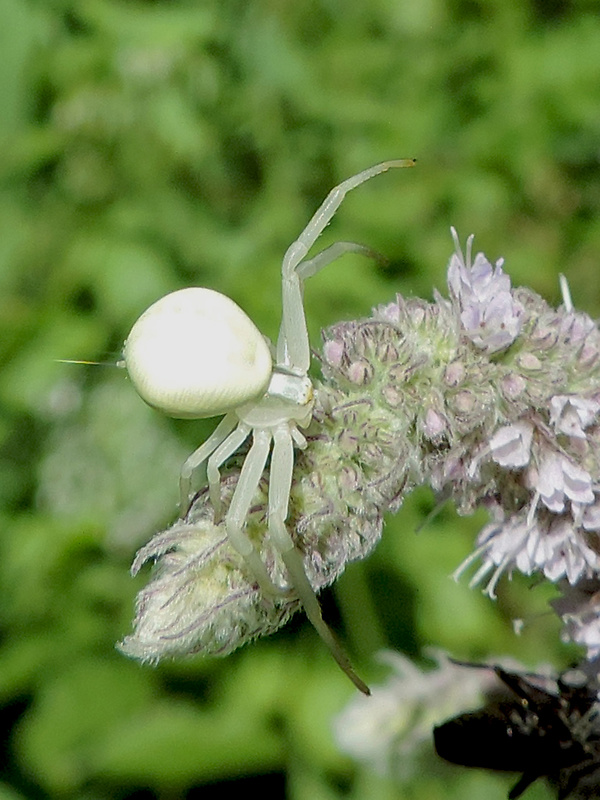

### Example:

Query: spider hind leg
xmin=268 ymin=428 xmax=370 ymax=694
xmin=279 ymin=544 xmax=371 ymax=695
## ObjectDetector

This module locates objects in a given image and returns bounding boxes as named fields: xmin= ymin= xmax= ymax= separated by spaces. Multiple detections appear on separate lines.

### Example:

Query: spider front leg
xmin=296 ymin=241 xmax=387 ymax=281
xmin=276 ymin=242 xmax=382 ymax=373
xmin=268 ymin=426 xmax=371 ymax=695
xmin=179 ymin=413 xmax=240 ymax=517
xmin=277 ymin=158 xmax=416 ymax=373
xmin=204 ymin=422 xmax=253 ymax=521
xmin=224 ymin=428 xmax=288 ymax=596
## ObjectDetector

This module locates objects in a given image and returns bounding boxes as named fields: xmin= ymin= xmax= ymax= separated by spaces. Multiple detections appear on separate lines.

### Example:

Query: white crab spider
xmin=124 ymin=159 xmax=415 ymax=692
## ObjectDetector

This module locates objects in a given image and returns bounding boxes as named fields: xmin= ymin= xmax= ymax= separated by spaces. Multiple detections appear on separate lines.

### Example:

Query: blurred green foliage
xmin=1 ymin=0 xmax=599 ymax=798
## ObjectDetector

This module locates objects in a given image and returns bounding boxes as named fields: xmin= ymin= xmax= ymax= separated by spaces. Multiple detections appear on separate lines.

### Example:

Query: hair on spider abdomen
xmin=434 ymin=661 xmax=600 ymax=799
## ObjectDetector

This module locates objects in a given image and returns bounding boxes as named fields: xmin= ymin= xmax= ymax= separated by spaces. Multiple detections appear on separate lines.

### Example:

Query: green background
xmin=1 ymin=1 xmax=599 ymax=798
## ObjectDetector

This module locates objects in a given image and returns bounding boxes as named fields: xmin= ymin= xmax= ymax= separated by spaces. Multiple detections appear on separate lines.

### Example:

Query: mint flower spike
xmin=121 ymin=230 xmax=600 ymax=675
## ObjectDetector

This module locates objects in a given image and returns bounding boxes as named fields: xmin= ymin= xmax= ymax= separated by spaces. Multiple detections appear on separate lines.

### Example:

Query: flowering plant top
xmin=120 ymin=231 xmax=600 ymax=670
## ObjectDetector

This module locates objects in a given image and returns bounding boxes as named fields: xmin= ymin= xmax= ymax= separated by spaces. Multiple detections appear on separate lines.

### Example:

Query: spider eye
xmin=124 ymin=287 xmax=273 ymax=418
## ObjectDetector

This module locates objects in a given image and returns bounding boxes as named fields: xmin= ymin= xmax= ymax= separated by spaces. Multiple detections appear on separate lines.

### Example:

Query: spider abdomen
xmin=124 ymin=287 xmax=273 ymax=418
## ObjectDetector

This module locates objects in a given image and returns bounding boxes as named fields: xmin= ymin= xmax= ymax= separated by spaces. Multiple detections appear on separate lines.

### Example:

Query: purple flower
xmin=540 ymin=517 xmax=600 ymax=583
xmin=323 ymin=339 xmax=344 ymax=368
xmin=530 ymin=448 xmax=594 ymax=514
xmin=575 ymin=498 xmax=600 ymax=531
xmin=457 ymin=509 xmax=600 ymax=597
xmin=455 ymin=515 xmax=534 ymax=598
xmin=489 ymin=421 xmax=534 ymax=468
xmin=448 ymin=228 xmax=523 ymax=353
xmin=550 ymin=395 xmax=600 ymax=439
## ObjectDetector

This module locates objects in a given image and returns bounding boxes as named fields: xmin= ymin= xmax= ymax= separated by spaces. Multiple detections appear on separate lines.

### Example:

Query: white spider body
xmin=124 ymin=288 xmax=272 ymax=418
xmin=124 ymin=159 xmax=415 ymax=692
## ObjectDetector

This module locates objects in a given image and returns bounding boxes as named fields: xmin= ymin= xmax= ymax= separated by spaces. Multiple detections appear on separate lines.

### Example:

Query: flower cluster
xmin=120 ymin=231 xmax=600 ymax=671
xmin=447 ymin=227 xmax=523 ymax=353
xmin=334 ymin=652 xmax=600 ymax=796
xmin=332 ymin=650 xmax=498 ymax=779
